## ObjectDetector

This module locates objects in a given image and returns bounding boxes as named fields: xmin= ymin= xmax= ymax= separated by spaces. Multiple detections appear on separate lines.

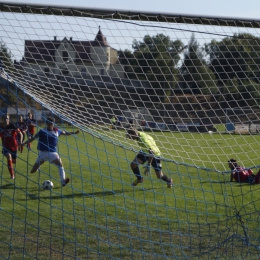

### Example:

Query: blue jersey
xmin=37 ymin=128 xmax=63 ymax=152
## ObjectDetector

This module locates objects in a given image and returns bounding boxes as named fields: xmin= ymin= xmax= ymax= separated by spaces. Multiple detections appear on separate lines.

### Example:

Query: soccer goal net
xmin=1 ymin=2 xmax=260 ymax=259
xmin=225 ymin=108 xmax=260 ymax=134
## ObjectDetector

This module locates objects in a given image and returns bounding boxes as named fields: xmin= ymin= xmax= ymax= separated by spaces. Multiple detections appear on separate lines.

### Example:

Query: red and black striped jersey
xmin=232 ymin=166 xmax=252 ymax=182
xmin=16 ymin=121 xmax=27 ymax=132
xmin=25 ymin=118 xmax=36 ymax=134
xmin=0 ymin=123 xmax=20 ymax=151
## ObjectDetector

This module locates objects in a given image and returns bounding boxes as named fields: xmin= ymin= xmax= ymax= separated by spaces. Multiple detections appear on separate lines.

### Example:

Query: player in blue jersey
xmin=126 ymin=128 xmax=173 ymax=188
xmin=22 ymin=118 xmax=80 ymax=187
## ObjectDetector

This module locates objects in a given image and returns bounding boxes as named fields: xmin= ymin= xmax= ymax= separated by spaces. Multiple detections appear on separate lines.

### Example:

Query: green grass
xmin=1 ymin=129 xmax=260 ymax=259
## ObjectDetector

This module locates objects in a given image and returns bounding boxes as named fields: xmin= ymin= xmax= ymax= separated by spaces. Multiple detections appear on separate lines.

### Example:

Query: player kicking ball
xmin=22 ymin=118 xmax=80 ymax=187
xmin=126 ymin=128 xmax=173 ymax=188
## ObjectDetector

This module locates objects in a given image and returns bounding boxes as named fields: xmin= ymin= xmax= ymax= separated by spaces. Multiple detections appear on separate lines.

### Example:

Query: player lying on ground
xmin=126 ymin=128 xmax=173 ymax=188
xmin=22 ymin=117 xmax=80 ymax=187
xmin=228 ymin=158 xmax=260 ymax=184
xmin=0 ymin=114 xmax=22 ymax=179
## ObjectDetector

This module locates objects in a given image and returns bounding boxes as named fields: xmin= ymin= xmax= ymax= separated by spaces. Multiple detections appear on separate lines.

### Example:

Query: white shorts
xmin=35 ymin=151 xmax=60 ymax=164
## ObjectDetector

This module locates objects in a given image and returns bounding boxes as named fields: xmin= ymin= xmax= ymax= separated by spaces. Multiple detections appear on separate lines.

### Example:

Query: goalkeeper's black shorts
xmin=136 ymin=150 xmax=162 ymax=171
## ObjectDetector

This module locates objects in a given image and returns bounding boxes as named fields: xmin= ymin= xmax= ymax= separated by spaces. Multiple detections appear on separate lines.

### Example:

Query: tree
xmin=220 ymin=78 xmax=260 ymax=108
xmin=0 ymin=41 xmax=13 ymax=73
xmin=204 ymin=33 xmax=260 ymax=85
xmin=0 ymin=42 xmax=24 ymax=108
xmin=238 ymin=79 xmax=260 ymax=106
xmin=119 ymin=34 xmax=185 ymax=92
xmin=179 ymin=34 xmax=218 ymax=95
xmin=118 ymin=49 xmax=138 ymax=80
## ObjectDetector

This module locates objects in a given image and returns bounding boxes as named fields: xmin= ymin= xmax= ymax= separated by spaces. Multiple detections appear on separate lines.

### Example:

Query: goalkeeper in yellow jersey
xmin=126 ymin=128 xmax=173 ymax=188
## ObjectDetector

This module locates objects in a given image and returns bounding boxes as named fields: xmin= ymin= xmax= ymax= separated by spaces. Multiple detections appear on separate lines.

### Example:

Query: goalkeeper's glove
xmin=143 ymin=164 xmax=151 ymax=176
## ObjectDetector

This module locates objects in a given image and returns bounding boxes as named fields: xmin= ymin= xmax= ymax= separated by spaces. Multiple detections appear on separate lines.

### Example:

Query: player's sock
xmin=253 ymin=170 xmax=260 ymax=182
xmin=161 ymin=175 xmax=171 ymax=183
xmin=20 ymin=146 xmax=23 ymax=153
xmin=58 ymin=167 xmax=66 ymax=184
xmin=132 ymin=167 xmax=142 ymax=180
xmin=8 ymin=160 xmax=14 ymax=178
xmin=256 ymin=169 xmax=260 ymax=178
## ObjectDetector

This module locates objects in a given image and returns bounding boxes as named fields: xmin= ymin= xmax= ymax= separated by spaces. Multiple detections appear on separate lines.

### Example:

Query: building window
xmin=100 ymin=69 xmax=104 ymax=75
xmin=63 ymin=51 xmax=68 ymax=61
xmin=81 ymin=68 xmax=86 ymax=73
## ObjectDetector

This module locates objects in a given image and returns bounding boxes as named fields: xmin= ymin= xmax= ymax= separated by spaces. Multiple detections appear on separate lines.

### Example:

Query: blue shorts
xmin=136 ymin=150 xmax=162 ymax=171
xmin=2 ymin=148 xmax=17 ymax=160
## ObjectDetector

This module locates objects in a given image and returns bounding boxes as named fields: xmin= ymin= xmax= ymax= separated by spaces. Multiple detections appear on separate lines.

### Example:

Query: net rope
xmin=0 ymin=3 xmax=260 ymax=259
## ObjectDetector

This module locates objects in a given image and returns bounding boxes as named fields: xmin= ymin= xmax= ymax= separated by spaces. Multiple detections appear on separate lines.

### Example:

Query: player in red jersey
xmin=250 ymin=170 xmax=260 ymax=184
xmin=16 ymin=115 xmax=27 ymax=153
xmin=228 ymin=158 xmax=255 ymax=183
xmin=0 ymin=114 xmax=22 ymax=179
xmin=25 ymin=112 xmax=36 ymax=150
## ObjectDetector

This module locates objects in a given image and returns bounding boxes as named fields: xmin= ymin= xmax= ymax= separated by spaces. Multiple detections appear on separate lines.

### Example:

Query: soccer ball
xmin=42 ymin=180 xmax=54 ymax=190
xmin=208 ymin=131 xmax=213 ymax=134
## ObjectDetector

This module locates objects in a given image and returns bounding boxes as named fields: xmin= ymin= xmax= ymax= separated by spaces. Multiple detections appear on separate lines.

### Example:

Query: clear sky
xmin=3 ymin=0 xmax=260 ymax=20
xmin=1 ymin=0 xmax=260 ymax=61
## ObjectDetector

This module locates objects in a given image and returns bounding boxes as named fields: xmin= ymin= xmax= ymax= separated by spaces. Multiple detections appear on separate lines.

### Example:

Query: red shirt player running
xmin=0 ymin=114 xmax=21 ymax=179
xmin=25 ymin=112 xmax=36 ymax=150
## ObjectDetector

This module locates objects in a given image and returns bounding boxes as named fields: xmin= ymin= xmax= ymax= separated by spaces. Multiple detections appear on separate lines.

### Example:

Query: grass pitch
xmin=0 ymin=129 xmax=260 ymax=259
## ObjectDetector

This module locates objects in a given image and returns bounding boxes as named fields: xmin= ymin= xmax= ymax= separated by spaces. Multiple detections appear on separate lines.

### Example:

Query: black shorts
xmin=27 ymin=132 xmax=34 ymax=138
xmin=136 ymin=150 xmax=162 ymax=171
xmin=2 ymin=148 xmax=17 ymax=160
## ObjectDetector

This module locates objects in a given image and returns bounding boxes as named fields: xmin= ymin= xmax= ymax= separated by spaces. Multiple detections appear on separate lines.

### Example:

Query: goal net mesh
xmin=0 ymin=3 xmax=260 ymax=259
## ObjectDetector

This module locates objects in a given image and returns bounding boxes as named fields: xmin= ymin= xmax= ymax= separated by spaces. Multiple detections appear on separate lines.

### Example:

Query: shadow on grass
xmin=19 ymin=188 xmax=155 ymax=200
xmin=0 ymin=185 xmax=54 ymax=191
xmin=201 ymin=181 xmax=254 ymax=186
xmin=0 ymin=183 xmax=14 ymax=189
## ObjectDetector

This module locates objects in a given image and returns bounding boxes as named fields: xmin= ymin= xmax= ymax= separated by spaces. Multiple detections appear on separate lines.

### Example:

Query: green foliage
xmin=239 ymin=80 xmax=260 ymax=106
xmin=0 ymin=42 xmax=19 ymax=109
xmin=220 ymin=78 xmax=260 ymax=107
xmin=119 ymin=31 xmax=260 ymax=107
xmin=119 ymin=32 xmax=260 ymax=101
xmin=119 ymin=34 xmax=185 ymax=90
xmin=118 ymin=49 xmax=137 ymax=79
xmin=0 ymin=41 xmax=14 ymax=73
xmin=179 ymin=34 xmax=218 ymax=94
xmin=205 ymin=33 xmax=260 ymax=85
xmin=0 ymin=83 xmax=17 ymax=108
